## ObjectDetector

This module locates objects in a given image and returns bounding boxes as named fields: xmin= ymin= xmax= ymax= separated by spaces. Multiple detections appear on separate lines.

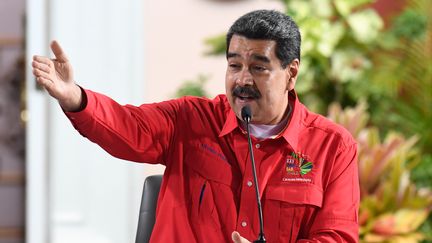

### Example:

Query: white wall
xmin=26 ymin=0 xmax=146 ymax=243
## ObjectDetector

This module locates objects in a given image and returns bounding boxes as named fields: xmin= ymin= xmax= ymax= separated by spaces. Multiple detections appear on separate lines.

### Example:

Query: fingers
xmin=232 ymin=231 xmax=250 ymax=243
xmin=50 ymin=40 xmax=69 ymax=62
xmin=32 ymin=54 xmax=57 ymax=88
xmin=32 ymin=68 xmax=52 ymax=81
xmin=35 ymin=76 xmax=54 ymax=90
xmin=32 ymin=56 xmax=53 ymax=80
xmin=33 ymin=55 xmax=53 ymax=67
xmin=232 ymin=232 xmax=241 ymax=242
xmin=32 ymin=57 xmax=51 ymax=73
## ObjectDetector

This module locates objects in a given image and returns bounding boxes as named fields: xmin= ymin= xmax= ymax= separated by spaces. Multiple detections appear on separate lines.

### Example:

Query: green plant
xmin=174 ymin=75 xmax=209 ymax=98
xmin=370 ymin=0 xmax=431 ymax=144
xmin=328 ymin=102 xmax=432 ymax=242
xmin=365 ymin=0 xmax=432 ymax=199
xmin=284 ymin=0 xmax=385 ymax=113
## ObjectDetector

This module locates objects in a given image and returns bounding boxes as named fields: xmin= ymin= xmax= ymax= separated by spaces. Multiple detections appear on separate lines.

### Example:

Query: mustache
xmin=232 ymin=86 xmax=261 ymax=99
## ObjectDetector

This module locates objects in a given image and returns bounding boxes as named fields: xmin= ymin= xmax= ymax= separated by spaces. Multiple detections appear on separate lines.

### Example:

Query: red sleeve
xmin=298 ymin=143 xmax=360 ymax=243
xmin=65 ymin=89 xmax=182 ymax=165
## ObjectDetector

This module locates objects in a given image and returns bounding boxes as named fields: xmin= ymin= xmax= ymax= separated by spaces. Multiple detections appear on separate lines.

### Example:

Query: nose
xmin=235 ymin=69 xmax=253 ymax=87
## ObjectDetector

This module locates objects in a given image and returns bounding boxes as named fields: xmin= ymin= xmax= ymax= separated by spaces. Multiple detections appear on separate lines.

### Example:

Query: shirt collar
xmin=280 ymin=90 xmax=302 ymax=151
xmin=218 ymin=90 xmax=303 ymax=151
xmin=219 ymin=108 xmax=239 ymax=137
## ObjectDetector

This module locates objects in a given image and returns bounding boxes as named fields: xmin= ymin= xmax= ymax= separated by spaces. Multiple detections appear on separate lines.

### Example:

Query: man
xmin=32 ymin=10 xmax=359 ymax=243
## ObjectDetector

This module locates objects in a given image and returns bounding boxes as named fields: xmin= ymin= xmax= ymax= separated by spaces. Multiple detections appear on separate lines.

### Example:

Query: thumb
xmin=232 ymin=231 xmax=250 ymax=243
xmin=50 ymin=40 xmax=69 ymax=62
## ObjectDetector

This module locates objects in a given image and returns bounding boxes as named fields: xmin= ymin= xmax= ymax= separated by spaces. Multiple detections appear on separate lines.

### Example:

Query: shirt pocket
xmin=190 ymin=178 xmax=219 ymax=227
xmin=184 ymin=147 xmax=233 ymax=239
xmin=263 ymin=184 xmax=323 ymax=242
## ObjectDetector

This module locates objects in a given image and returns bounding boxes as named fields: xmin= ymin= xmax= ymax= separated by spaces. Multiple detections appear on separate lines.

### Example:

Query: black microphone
xmin=241 ymin=106 xmax=266 ymax=243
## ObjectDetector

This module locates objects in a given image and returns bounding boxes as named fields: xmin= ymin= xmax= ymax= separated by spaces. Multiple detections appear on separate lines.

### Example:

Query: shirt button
xmin=255 ymin=143 xmax=261 ymax=148
xmin=247 ymin=181 xmax=253 ymax=187
xmin=241 ymin=221 xmax=247 ymax=227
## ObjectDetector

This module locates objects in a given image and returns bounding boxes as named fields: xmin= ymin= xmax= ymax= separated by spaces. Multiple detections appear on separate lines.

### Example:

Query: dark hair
xmin=226 ymin=10 xmax=301 ymax=68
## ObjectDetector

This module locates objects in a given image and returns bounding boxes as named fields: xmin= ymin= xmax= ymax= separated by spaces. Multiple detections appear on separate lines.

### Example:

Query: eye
xmin=252 ymin=65 xmax=267 ymax=72
xmin=228 ymin=63 xmax=241 ymax=70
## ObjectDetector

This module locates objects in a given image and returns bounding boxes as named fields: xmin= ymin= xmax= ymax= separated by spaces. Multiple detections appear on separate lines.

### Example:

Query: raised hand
xmin=32 ymin=40 xmax=82 ymax=111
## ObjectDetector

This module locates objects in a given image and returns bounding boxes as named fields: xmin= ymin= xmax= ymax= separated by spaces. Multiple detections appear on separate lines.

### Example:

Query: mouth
xmin=232 ymin=86 xmax=261 ymax=104
xmin=236 ymin=95 xmax=255 ymax=102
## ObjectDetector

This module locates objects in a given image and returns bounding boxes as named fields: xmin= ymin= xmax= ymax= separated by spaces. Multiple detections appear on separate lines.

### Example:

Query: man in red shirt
xmin=32 ymin=10 xmax=359 ymax=243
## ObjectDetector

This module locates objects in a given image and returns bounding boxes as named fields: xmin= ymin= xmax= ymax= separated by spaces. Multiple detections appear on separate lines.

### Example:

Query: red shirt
xmin=66 ymin=89 xmax=359 ymax=242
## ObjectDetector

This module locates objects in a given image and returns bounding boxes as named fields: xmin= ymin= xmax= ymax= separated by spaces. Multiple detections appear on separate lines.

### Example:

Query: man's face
xmin=225 ymin=34 xmax=298 ymax=125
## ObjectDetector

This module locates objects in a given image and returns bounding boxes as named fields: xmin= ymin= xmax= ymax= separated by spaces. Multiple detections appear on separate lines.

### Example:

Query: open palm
xmin=32 ymin=41 xmax=82 ymax=111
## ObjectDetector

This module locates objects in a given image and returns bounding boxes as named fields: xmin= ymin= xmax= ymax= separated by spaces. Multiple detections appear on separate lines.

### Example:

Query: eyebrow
xmin=251 ymin=54 xmax=270 ymax=63
xmin=227 ymin=52 xmax=270 ymax=63
xmin=227 ymin=52 xmax=240 ymax=59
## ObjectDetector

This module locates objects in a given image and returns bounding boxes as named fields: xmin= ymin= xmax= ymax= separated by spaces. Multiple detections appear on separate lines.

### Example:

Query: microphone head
xmin=241 ymin=105 xmax=252 ymax=122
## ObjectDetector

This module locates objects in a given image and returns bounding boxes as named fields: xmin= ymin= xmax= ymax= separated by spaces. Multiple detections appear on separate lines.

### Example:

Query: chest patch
xmin=283 ymin=152 xmax=313 ymax=182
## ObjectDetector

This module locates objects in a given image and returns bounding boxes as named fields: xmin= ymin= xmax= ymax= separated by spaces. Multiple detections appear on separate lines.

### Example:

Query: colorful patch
xmin=285 ymin=152 xmax=313 ymax=176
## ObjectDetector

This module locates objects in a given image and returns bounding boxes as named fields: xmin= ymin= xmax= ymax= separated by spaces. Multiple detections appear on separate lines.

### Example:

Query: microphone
xmin=241 ymin=106 xmax=266 ymax=243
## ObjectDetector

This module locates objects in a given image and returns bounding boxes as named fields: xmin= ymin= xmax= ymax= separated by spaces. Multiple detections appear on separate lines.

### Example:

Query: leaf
xmin=204 ymin=34 xmax=226 ymax=55
xmin=333 ymin=0 xmax=351 ymax=17
xmin=311 ymin=0 xmax=333 ymax=18
xmin=174 ymin=75 xmax=209 ymax=98
xmin=392 ymin=9 xmax=428 ymax=40
xmin=347 ymin=9 xmax=384 ymax=44
xmin=393 ymin=208 xmax=429 ymax=234
xmin=330 ymin=49 xmax=371 ymax=83
xmin=317 ymin=21 xmax=345 ymax=57
xmin=333 ymin=0 xmax=374 ymax=17
xmin=370 ymin=209 xmax=429 ymax=236
xmin=364 ymin=232 xmax=424 ymax=243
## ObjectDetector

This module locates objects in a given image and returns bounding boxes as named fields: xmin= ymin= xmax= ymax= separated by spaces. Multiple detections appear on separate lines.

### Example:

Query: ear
xmin=285 ymin=59 xmax=300 ymax=91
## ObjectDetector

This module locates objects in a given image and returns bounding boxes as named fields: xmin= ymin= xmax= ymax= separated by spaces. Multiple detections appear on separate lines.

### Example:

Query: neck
xmin=242 ymin=103 xmax=292 ymax=140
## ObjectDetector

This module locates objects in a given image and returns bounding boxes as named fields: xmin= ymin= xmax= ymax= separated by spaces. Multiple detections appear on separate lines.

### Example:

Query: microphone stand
xmin=242 ymin=106 xmax=266 ymax=243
